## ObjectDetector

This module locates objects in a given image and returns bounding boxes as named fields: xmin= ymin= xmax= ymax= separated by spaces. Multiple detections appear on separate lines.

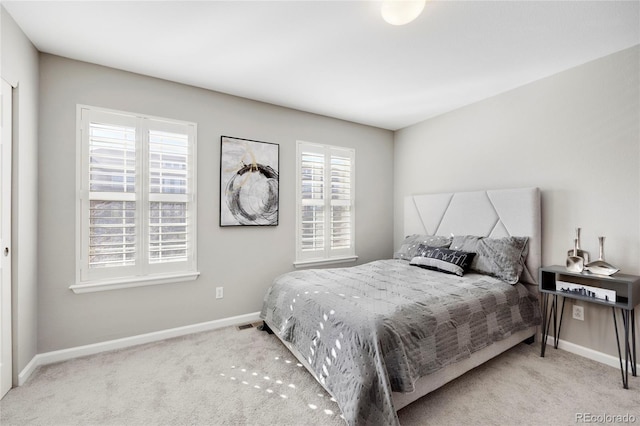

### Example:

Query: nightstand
xmin=539 ymin=265 xmax=640 ymax=389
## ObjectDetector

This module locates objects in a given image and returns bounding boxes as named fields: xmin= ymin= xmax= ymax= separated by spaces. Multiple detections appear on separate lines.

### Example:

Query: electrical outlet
xmin=572 ymin=305 xmax=584 ymax=321
xmin=216 ymin=287 xmax=223 ymax=299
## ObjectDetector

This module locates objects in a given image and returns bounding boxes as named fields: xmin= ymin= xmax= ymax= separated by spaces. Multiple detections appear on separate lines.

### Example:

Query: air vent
xmin=237 ymin=323 xmax=254 ymax=330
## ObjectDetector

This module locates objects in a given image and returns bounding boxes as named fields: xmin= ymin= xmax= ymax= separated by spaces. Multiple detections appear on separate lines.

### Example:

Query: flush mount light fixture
xmin=381 ymin=0 xmax=426 ymax=26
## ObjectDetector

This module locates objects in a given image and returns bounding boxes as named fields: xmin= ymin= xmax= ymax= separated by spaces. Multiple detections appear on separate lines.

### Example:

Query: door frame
xmin=1 ymin=78 xmax=13 ymax=399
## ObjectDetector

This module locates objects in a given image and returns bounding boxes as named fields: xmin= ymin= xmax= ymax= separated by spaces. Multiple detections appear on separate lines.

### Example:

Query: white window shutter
xmin=78 ymin=106 xmax=197 ymax=287
xmin=148 ymin=127 xmax=191 ymax=264
xmin=329 ymin=151 xmax=352 ymax=251
xmin=84 ymin=112 xmax=139 ymax=276
xmin=300 ymin=149 xmax=325 ymax=254
xmin=88 ymin=199 xmax=136 ymax=268
xmin=296 ymin=141 xmax=355 ymax=264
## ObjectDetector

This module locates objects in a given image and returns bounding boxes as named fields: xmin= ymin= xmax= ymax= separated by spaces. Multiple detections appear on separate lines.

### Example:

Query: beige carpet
xmin=1 ymin=324 xmax=638 ymax=425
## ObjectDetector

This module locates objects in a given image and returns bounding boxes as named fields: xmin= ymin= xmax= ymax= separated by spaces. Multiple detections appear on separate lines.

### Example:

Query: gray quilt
xmin=260 ymin=259 xmax=541 ymax=425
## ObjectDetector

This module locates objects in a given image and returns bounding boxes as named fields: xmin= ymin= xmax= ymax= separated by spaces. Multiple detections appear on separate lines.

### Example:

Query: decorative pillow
xmin=451 ymin=235 xmax=529 ymax=284
xmin=409 ymin=245 xmax=476 ymax=277
xmin=394 ymin=234 xmax=452 ymax=261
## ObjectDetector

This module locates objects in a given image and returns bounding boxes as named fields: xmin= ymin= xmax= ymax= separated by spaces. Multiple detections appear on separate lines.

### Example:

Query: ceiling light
xmin=381 ymin=0 xmax=426 ymax=26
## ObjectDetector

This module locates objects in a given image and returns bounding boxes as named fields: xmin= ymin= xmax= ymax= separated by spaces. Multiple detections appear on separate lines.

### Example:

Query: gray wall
xmin=394 ymin=45 xmax=640 ymax=358
xmin=1 ymin=7 xmax=39 ymax=382
xmin=37 ymin=54 xmax=394 ymax=352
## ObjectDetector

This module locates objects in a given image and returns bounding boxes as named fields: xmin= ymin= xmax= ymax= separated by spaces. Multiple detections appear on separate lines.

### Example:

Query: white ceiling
xmin=3 ymin=0 xmax=639 ymax=130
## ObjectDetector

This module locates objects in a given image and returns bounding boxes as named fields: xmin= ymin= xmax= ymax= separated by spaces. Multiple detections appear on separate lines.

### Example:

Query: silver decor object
xmin=585 ymin=236 xmax=619 ymax=276
xmin=566 ymin=238 xmax=584 ymax=273
xmin=567 ymin=227 xmax=589 ymax=264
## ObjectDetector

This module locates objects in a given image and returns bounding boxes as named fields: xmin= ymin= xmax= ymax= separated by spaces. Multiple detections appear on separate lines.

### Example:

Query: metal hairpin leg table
xmin=540 ymin=293 xmax=565 ymax=357
xmin=539 ymin=265 xmax=640 ymax=389
xmin=612 ymin=307 xmax=636 ymax=388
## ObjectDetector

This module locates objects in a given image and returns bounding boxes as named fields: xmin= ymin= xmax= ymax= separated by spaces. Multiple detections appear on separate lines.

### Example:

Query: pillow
xmin=451 ymin=235 xmax=529 ymax=284
xmin=409 ymin=245 xmax=476 ymax=277
xmin=394 ymin=234 xmax=452 ymax=261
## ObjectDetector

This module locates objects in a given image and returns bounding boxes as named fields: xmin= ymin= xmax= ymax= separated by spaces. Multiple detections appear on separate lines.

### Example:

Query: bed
xmin=260 ymin=187 xmax=542 ymax=425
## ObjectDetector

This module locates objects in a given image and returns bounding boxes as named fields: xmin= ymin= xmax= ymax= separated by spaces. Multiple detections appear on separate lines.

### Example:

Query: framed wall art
xmin=219 ymin=136 xmax=279 ymax=226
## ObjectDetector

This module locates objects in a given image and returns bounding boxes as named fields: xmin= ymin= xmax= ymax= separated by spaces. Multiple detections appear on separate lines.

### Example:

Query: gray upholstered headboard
xmin=404 ymin=187 xmax=541 ymax=285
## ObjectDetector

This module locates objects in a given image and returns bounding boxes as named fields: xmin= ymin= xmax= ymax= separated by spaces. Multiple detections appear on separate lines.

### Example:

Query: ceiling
xmin=3 ymin=1 xmax=639 ymax=131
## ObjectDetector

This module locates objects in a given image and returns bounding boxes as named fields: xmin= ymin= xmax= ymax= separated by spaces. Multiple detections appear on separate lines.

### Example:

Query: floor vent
xmin=237 ymin=322 xmax=266 ymax=331
xmin=237 ymin=323 xmax=254 ymax=330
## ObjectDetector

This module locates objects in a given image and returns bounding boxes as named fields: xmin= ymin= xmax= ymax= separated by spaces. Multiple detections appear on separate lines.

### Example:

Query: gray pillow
xmin=451 ymin=235 xmax=529 ymax=284
xmin=394 ymin=234 xmax=452 ymax=261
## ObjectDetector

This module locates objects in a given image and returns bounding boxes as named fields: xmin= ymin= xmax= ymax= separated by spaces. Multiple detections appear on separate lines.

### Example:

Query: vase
xmin=566 ymin=238 xmax=584 ymax=273
xmin=598 ymin=236 xmax=606 ymax=261
xmin=585 ymin=236 xmax=619 ymax=276
xmin=567 ymin=227 xmax=590 ymax=264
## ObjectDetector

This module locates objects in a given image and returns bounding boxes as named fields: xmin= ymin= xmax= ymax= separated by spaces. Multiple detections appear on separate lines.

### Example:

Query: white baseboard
xmin=18 ymin=311 xmax=261 ymax=386
xmin=545 ymin=336 xmax=640 ymax=372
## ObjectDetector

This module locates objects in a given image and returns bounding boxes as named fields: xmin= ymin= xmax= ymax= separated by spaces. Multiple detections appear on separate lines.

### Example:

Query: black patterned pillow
xmin=394 ymin=234 xmax=452 ymax=261
xmin=410 ymin=245 xmax=476 ymax=276
xmin=451 ymin=235 xmax=529 ymax=284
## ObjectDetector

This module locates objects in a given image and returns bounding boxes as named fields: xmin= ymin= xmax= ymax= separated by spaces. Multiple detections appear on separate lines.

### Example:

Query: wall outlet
xmin=572 ymin=305 xmax=584 ymax=321
xmin=216 ymin=287 xmax=223 ymax=299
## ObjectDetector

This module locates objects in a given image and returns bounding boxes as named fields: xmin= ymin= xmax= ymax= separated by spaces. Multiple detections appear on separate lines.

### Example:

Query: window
xmin=295 ymin=141 xmax=356 ymax=266
xmin=72 ymin=106 xmax=198 ymax=293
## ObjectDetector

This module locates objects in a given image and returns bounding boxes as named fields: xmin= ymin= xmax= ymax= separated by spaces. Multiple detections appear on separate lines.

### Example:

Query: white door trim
xmin=0 ymin=78 xmax=13 ymax=399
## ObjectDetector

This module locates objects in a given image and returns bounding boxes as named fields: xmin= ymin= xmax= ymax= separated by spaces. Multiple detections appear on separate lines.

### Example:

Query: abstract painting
xmin=220 ymin=136 xmax=279 ymax=226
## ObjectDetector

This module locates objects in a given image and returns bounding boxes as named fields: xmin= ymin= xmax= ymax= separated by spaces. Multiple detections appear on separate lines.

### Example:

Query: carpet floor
xmin=1 ymin=324 xmax=638 ymax=425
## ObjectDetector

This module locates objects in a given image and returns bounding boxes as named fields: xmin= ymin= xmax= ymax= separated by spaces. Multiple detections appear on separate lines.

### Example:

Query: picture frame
xmin=556 ymin=280 xmax=616 ymax=303
xmin=219 ymin=136 xmax=279 ymax=226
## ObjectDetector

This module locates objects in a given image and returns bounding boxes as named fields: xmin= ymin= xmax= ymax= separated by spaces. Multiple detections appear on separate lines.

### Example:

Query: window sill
xmin=293 ymin=256 xmax=358 ymax=269
xmin=70 ymin=271 xmax=200 ymax=294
